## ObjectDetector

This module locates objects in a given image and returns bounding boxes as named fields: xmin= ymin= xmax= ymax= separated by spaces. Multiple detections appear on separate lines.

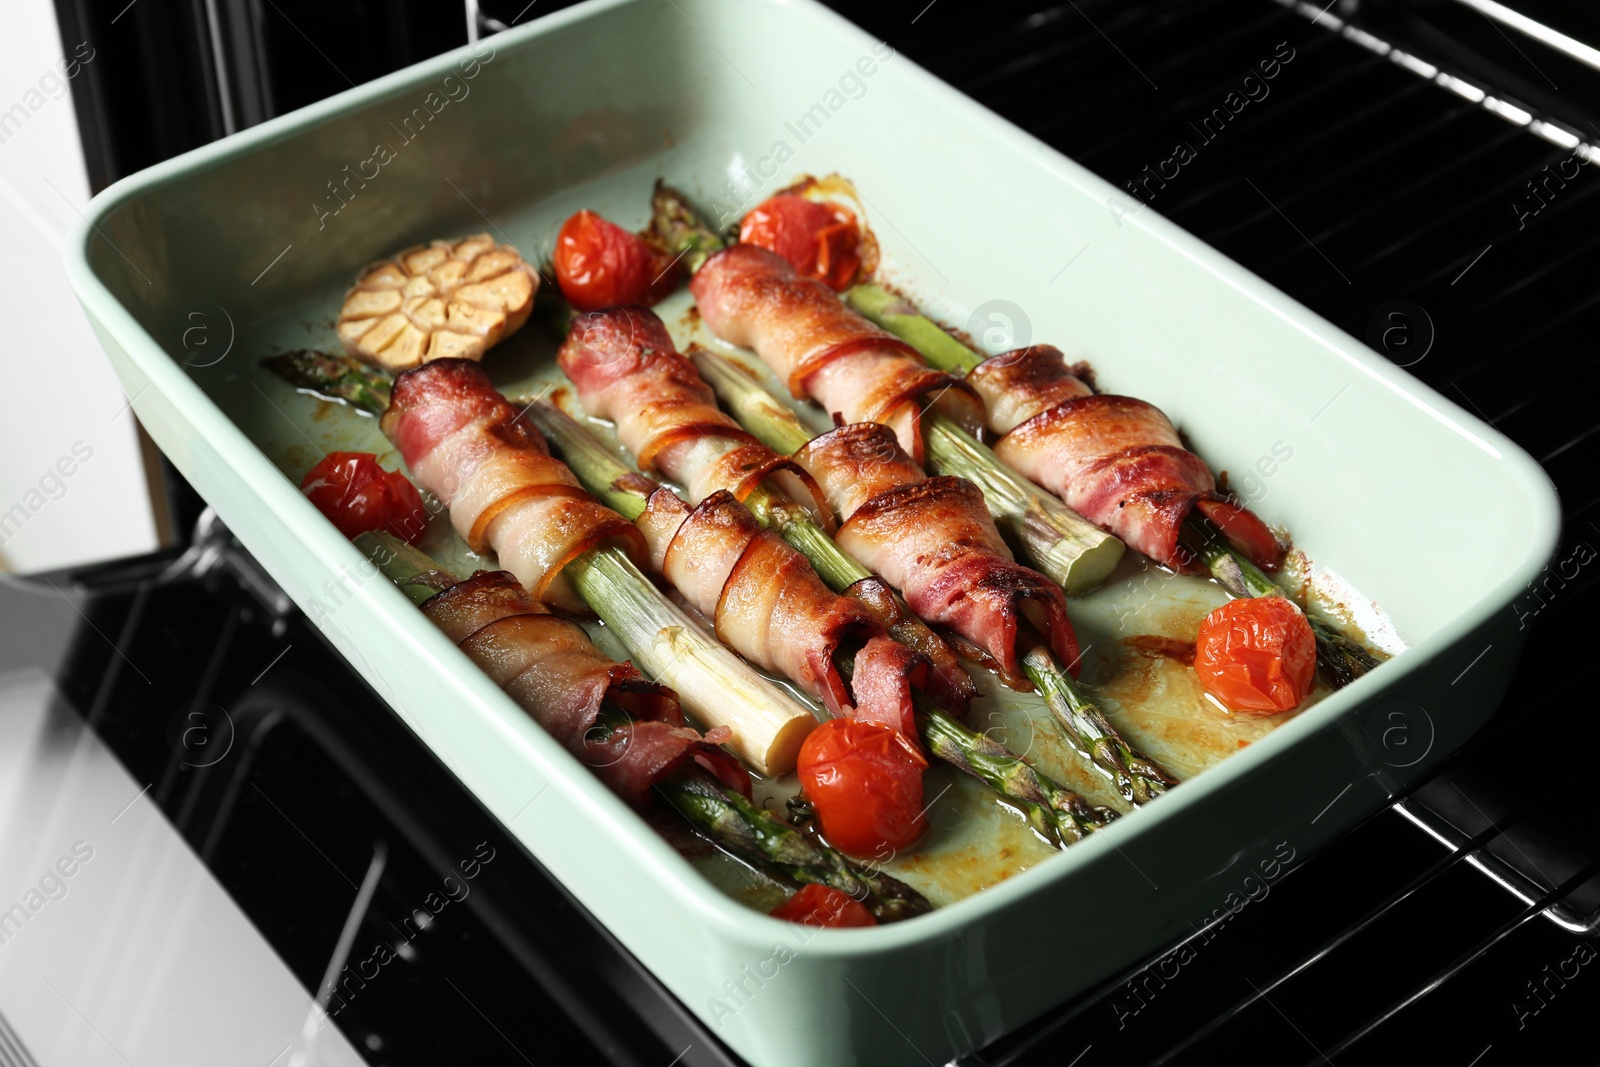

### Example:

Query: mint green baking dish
xmin=63 ymin=1 xmax=1560 ymax=1064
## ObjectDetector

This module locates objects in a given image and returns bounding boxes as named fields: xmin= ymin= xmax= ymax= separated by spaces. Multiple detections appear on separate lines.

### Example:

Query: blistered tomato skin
xmin=769 ymin=883 xmax=876 ymax=928
xmin=553 ymin=210 xmax=682 ymax=311
xmin=797 ymin=718 xmax=928 ymax=858
xmin=739 ymin=194 xmax=862 ymax=290
xmin=1194 ymin=596 xmax=1316 ymax=713
xmin=300 ymin=452 xmax=430 ymax=544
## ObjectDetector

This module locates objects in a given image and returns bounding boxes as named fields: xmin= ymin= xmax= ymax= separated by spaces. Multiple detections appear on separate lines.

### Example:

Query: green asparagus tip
xmin=649 ymin=180 xmax=727 ymax=273
xmin=261 ymin=349 xmax=392 ymax=416
xmin=1182 ymin=515 xmax=1385 ymax=689
xmin=1022 ymin=646 xmax=1177 ymax=807
xmin=658 ymin=772 xmax=934 ymax=922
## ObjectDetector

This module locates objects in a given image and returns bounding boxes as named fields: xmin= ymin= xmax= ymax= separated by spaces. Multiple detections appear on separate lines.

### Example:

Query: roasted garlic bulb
xmin=337 ymin=234 xmax=538 ymax=370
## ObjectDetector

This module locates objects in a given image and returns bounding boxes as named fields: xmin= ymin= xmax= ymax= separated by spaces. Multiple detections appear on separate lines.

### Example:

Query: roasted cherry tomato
xmin=300 ymin=451 xmax=430 ymax=544
xmin=553 ymin=209 xmax=681 ymax=311
xmin=739 ymin=194 xmax=862 ymax=290
xmin=769 ymin=884 xmax=876 ymax=928
xmin=1194 ymin=596 xmax=1316 ymax=713
xmin=797 ymin=718 xmax=928 ymax=858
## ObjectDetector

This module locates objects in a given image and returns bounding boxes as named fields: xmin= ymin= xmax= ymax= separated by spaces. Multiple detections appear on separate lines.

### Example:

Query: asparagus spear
xmin=841 ymin=285 xmax=1131 ymax=595
xmin=917 ymin=703 xmax=1108 ymax=846
xmin=658 ymin=770 xmax=931 ymax=919
xmin=575 ymin=546 xmax=828 ymax=776
xmin=354 ymin=531 xmax=931 ymax=921
xmin=920 ymin=418 xmax=1125 ymax=596
xmin=646 ymin=185 xmax=1123 ymax=596
xmin=262 ymin=349 xmax=393 ymax=413
xmin=841 ymin=284 xmax=981 ymax=375
xmin=844 ymin=285 xmax=1386 ymax=688
xmin=528 ymin=399 xmax=1120 ymax=840
xmin=686 ymin=348 xmax=1176 ymax=806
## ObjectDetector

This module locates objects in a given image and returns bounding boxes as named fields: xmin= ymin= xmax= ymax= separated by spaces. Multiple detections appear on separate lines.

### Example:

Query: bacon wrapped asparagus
xmin=689 ymin=244 xmax=986 ymax=469
xmin=637 ymin=484 xmax=926 ymax=743
xmin=527 ymin=401 xmax=1116 ymax=845
xmin=846 ymin=286 xmax=1282 ymax=574
xmin=377 ymin=358 xmax=817 ymax=776
xmin=356 ymin=532 xmax=931 ymax=921
xmin=798 ymin=422 xmax=1083 ymax=684
xmin=639 ymin=183 xmax=1123 ymax=596
xmin=398 ymin=557 xmax=745 ymax=806
xmin=558 ymin=305 xmax=975 ymax=712
xmin=663 ymin=192 xmax=1273 ymax=576
xmin=843 ymin=285 xmax=1384 ymax=687
xmin=691 ymin=347 xmax=1178 ymax=806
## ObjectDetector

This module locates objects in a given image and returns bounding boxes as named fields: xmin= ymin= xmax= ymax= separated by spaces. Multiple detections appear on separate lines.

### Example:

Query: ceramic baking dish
xmin=63 ymin=1 xmax=1560 ymax=1063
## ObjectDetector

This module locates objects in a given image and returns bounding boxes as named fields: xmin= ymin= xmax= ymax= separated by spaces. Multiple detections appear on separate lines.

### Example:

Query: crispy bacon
xmin=691 ymin=245 xmax=984 ymax=464
xmin=799 ymin=423 xmax=1081 ymax=681
xmin=382 ymin=359 xmax=648 ymax=612
xmin=557 ymin=306 xmax=832 ymax=527
xmin=966 ymin=345 xmax=1095 ymax=435
xmin=421 ymin=571 xmax=749 ymax=808
xmin=980 ymin=351 xmax=1281 ymax=570
xmin=633 ymin=486 xmax=923 ymax=744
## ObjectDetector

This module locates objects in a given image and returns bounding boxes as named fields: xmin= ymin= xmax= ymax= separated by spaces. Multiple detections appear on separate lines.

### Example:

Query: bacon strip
xmin=633 ymin=486 xmax=924 ymax=745
xmin=691 ymin=245 xmax=984 ymax=465
xmin=382 ymin=360 xmax=648 ymax=612
xmin=974 ymin=346 xmax=1281 ymax=571
xmin=559 ymin=306 xmax=833 ymax=529
xmin=799 ymin=424 xmax=1081 ymax=682
xmin=421 ymin=571 xmax=749 ymax=809
xmin=967 ymin=345 xmax=1096 ymax=435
